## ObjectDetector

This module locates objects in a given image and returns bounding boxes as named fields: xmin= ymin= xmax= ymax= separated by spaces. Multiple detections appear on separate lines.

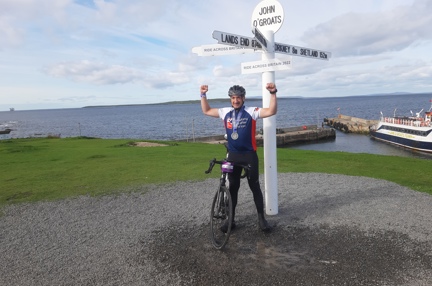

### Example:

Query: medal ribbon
xmin=231 ymin=106 xmax=244 ymax=135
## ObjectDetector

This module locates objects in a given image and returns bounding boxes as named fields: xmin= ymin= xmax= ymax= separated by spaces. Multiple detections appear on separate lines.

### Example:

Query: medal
xmin=230 ymin=107 xmax=243 ymax=141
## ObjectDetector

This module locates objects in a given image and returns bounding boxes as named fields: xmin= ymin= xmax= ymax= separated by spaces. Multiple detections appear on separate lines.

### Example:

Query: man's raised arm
xmin=200 ymin=85 xmax=219 ymax=118
xmin=259 ymin=83 xmax=278 ymax=118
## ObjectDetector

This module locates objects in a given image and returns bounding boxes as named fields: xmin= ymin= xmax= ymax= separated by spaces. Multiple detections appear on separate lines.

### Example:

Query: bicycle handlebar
xmin=204 ymin=158 xmax=218 ymax=174
xmin=205 ymin=158 xmax=251 ymax=177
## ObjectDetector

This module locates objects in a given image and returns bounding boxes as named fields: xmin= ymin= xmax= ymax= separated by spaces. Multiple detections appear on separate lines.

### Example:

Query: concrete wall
xmin=179 ymin=125 xmax=335 ymax=146
xmin=325 ymin=115 xmax=379 ymax=134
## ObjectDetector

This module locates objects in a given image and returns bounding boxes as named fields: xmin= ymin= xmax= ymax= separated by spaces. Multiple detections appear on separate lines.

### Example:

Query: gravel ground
xmin=1 ymin=173 xmax=432 ymax=286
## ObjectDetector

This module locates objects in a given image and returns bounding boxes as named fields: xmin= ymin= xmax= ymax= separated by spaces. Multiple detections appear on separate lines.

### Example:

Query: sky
xmin=1 ymin=0 xmax=432 ymax=111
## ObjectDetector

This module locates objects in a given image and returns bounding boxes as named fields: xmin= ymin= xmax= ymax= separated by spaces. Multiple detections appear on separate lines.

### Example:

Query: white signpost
xmin=192 ymin=0 xmax=331 ymax=216
xmin=251 ymin=0 xmax=282 ymax=215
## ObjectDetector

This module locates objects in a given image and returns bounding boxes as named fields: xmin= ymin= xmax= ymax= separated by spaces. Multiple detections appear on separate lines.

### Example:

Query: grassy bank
xmin=1 ymin=137 xmax=431 ymax=206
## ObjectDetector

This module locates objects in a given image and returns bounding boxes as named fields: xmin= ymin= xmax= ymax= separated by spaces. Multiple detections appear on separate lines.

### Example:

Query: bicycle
xmin=205 ymin=152 xmax=250 ymax=250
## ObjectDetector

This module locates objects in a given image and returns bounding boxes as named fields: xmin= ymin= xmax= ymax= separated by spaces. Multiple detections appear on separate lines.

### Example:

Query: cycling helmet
xmin=228 ymin=85 xmax=246 ymax=97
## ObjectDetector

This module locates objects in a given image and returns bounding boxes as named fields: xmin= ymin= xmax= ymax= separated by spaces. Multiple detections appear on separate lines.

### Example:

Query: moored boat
xmin=0 ymin=128 xmax=12 ymax=134
xmin=369 ymin=102 xmax=432 ymax=153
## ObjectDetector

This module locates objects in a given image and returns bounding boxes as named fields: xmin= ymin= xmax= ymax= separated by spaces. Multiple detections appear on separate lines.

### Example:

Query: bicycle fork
xmin=219 ymin=175 xmax=229 ymax=220
xmin=213 ymin=188 xmax=228 ymax=220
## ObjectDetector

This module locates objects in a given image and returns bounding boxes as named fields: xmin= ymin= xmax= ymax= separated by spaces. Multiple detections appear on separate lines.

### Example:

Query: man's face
xmin=230 ymin=94 xmax=245 ymax=109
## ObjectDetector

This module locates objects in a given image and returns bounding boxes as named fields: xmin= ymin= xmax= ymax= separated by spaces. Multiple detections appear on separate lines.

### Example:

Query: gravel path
xmin=1 ymin=173 xmax=431 ymax=285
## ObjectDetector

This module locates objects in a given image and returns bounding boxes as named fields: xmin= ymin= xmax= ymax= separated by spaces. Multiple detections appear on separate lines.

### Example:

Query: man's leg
xmin=228 ymin=166 xmax=242 ymax=221
xmin=247 ymin=153 xmax=271 ymax=232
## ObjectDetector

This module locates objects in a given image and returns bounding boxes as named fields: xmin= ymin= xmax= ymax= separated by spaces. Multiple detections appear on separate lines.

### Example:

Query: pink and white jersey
xmin=218 ymin=106 xmax=261 ymax=153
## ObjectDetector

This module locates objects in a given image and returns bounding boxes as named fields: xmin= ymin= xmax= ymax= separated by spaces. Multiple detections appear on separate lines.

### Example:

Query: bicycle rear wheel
xmin=210 ymin=186 xmax=233 ymax=249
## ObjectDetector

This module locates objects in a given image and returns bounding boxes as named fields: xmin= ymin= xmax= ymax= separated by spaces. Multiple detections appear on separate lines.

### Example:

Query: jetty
xmin=186 ymin=125 xmax=335 ymax=147
xmin=324 ymin=114 xmax=378 ymax=134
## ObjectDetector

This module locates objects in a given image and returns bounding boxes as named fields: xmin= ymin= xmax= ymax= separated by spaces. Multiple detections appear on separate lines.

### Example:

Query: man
xmin=200 ymin=83 xmax=278 ymax=232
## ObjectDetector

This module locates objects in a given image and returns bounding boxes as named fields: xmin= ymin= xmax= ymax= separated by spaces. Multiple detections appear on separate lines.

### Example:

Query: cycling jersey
xmin=218 ymin=105 xmax=261 ymax=153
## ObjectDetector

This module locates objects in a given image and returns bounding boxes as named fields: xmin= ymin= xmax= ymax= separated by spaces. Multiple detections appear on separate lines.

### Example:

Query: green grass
xmin=1 ymin=137 xmax=431 ymax=206
xmin=277 ymin=149 xmax=431 ymax=194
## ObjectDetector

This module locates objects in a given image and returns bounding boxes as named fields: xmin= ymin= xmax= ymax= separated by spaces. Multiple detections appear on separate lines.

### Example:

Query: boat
xmin=369 ymin=102 xmax=432 ymax=153
xmin=0 ymin=128 xmax=12 ymax=134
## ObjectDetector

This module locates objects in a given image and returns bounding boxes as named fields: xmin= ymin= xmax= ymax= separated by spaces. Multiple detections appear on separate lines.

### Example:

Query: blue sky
xmin=1 ymin=0 xmax=432 ymax=110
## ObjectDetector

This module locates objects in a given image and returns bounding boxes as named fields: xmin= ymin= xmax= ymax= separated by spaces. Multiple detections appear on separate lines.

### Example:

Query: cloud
xmin=0 ymin=16 xmax=24 ymax=48
xmin=0 ymin=0 xmax=179 ymax=50
xmin=44 ymin=59 xmax=192 ymax=89
xmin=280 ymin=59 xmax=432 ymax=98
xmin=44 ymin=60 xmax=143 ymax=85
xmin=213 ymin=65 xmax=241 ymax=77
xmin=144 ymin=71 xmax=190 ymax=89
xmin=0 ymin=0 xmax=70 ymax=49
xmin=302 ymin=0 xmax=432 ymax=56
xmin=72 ymin=0 xmax=179 ymax=30
xmin=3 ymin=0 xmax=432 ymax=109
xmin=57 ymin=95 xmax=98 ymax=102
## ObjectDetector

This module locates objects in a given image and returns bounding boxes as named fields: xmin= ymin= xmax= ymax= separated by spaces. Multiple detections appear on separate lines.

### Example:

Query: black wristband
xmin=270 ymin=89 xmax=277 ymax=94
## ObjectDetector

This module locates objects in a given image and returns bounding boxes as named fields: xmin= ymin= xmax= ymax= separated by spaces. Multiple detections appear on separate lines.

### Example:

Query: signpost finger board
xmin=212 ymin=30 xmax=263 ymax=50
xmin=241 ymin=57 xmax=291 ymax=74
xmin=192 ymin=44 xmax=257 ymax=56
xmin=274 ymin=42 xmax=331 ymax=60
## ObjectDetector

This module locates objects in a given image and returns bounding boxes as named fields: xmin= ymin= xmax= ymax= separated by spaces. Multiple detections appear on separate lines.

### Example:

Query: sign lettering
xmin=212 ymin=30 xmax=263 ymax=50
xmin=253 ymin=27 xmax=268 ymax=50
xmin=251 ymin=0 xmax=284 ymax=33
xmin=192 ymin=44 xmax=257 ymax=56
xmin=274 ymin=42 xmax=331 ymax=60
xmin=241 ymin=58 xmax=291 ymax=74
xmin=259 ymin=5 xmax=276 ymax=15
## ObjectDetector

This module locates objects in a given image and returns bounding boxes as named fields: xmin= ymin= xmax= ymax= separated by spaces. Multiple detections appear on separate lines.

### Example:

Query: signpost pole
xmin=261 ymin=29 xmax=278 ymax=215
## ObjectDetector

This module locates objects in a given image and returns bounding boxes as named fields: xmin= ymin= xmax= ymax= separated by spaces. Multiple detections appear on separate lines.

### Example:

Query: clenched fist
xmin=200 ymin=85 xmax=208 ymax=94
xmin=265 ymin=83 xmax=277 ymax=93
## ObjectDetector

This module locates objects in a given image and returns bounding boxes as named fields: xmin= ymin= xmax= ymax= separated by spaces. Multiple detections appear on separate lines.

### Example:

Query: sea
xmin=2 ymin=93 xmax=432 ymax=160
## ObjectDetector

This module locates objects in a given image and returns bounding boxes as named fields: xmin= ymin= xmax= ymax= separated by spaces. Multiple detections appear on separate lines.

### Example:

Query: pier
xmin=324 ymin=114 xmax=378 ymax=134
xmin=187 ymin=125 xmax=335 ymax=147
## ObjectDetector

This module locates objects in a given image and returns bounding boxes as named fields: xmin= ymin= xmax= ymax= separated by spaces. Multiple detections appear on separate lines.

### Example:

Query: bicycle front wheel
xmin=210 ymin=186 xmax=233 ymax=249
